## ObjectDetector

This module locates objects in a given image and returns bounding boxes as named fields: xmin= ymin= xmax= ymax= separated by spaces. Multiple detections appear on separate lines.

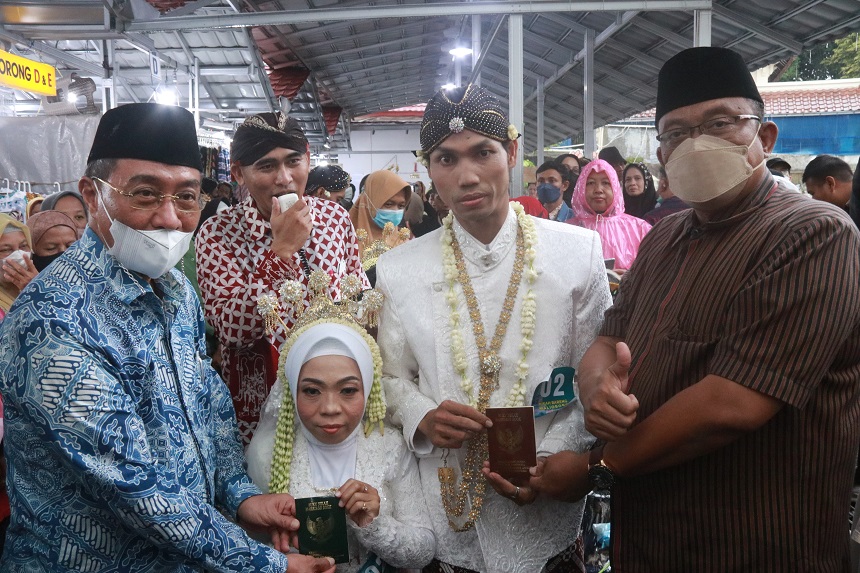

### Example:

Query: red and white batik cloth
xmin=196 ymin=195 xmax=369 ymax=444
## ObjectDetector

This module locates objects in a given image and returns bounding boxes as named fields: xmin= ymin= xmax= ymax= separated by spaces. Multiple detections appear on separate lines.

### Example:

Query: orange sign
xmin=0 ymin=49 xmax=56 ymax=96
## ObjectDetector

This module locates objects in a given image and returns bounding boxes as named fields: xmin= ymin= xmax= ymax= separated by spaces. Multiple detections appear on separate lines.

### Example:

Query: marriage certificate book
xmin=295 ymin=496 xmax=349 ymax=564
xmin=486 ymin=406 xmax=537 ymax=480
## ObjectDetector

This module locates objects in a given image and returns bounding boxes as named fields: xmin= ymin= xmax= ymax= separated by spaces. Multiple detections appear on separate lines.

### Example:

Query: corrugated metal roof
xmin=0 ymin=0 xmax=858 ymax=154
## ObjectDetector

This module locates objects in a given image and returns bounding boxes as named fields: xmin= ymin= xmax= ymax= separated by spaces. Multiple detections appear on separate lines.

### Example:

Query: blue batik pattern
xmin=0 ymin=229 xmax=289 ymax=573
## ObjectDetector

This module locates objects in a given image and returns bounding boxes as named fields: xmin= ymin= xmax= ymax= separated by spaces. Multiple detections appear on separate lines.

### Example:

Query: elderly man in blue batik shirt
xmin=0 ymin=103 xmax=334 ymax=573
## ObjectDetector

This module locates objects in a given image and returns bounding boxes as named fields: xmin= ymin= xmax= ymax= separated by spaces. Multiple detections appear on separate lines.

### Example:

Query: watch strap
xmin=588 ymin=445 xmax=605 ymax=469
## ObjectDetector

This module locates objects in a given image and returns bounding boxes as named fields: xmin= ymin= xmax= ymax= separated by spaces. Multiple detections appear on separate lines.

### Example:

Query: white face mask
xmin=97 ymin=184 xmax=193 ymax=279
xmin=664 ymin=133 xmax=765 ymax=205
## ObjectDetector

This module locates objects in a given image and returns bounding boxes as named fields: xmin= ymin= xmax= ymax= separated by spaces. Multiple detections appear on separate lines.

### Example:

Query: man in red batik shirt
xmin=196 ymin=112 xmax=368 ymax=444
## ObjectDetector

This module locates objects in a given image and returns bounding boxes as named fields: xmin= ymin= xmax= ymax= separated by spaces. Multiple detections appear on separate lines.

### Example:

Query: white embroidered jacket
xmin=375 ymin=207 xmax=612 ymax=573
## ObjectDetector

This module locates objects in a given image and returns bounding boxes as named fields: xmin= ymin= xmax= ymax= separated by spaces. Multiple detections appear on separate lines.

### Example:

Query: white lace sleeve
xmin=376 ymin=263 xmax=437 ymax=454
xmin=540 ymin=230 xmax=611 ymax=455
xmin=245 ymin=379 xmax=288 ymax=491
xmin=537 ymin=402 xmax=595 ymax=456
xmin=351 ymin=433 xmax=435 ymax=568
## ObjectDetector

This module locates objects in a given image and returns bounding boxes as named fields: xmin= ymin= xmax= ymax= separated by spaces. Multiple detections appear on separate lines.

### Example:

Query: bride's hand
xmin=337 ymin=479 xmax=380 ymax=528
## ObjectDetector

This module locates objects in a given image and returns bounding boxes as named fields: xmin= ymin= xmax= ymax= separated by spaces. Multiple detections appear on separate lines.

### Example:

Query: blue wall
xmin=769 ymin=113 xmax=860 ymax=155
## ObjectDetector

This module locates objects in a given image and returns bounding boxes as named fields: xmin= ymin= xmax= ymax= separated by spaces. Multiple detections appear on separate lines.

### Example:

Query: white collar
xmin=451 ymin=206 xmax=517 ymax=271
xmin=298 ymin=422 xmax=359 ymax=489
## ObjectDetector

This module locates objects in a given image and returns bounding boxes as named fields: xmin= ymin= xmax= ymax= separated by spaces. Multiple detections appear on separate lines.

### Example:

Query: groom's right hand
xmin=418 ymin=400 xmax=492 ymax=449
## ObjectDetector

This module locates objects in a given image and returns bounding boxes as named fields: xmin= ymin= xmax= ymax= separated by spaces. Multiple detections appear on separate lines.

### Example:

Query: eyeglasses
xmin=656 ymin=115 xmax=762 ymax=147
xmin=93 ymin=177 xmax=201 ymax=213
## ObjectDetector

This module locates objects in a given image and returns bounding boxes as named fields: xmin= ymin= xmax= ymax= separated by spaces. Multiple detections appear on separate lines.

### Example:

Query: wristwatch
xmin=587 ymin=446 xmax=617 ymax=492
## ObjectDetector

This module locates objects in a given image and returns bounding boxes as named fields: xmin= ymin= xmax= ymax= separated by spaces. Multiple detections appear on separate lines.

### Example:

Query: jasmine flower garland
xmin=440 ymin=202 xmax=538 ymax=409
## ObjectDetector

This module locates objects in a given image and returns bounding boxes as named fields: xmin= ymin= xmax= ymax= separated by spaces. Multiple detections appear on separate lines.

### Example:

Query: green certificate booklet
xmin=295 ymin=496 xmax=349 ymax=564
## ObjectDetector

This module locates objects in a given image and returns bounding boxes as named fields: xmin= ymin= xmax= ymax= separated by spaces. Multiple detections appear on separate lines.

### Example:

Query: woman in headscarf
xmin=350 ymin=170 xmax=412 ymax=250
xmin=26 ymin=211 xmax=82 ymax=272
xmin=0 ymin=214 xmax=36 ymax=321
xmin=621 ymin=162 xmax=659 ymax=219
xmin=246 ymin=321 xmax=435 ymax=572
xmin=41 ymin=190 xmax=88 ymax=231
xmin=26 ymin=196 xmax=44 ymax=219
xmin=567 ymin=159 xmax=652 ymax=274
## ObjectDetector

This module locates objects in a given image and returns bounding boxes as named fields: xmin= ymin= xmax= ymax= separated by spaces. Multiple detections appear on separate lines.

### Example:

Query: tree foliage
xmin=778 ymin=33 xmax=860 ymax=81
xmin=824 ymin=33 xmax=860 ymax=78
xmin=781 ymin=43 xmax=839 ymax=80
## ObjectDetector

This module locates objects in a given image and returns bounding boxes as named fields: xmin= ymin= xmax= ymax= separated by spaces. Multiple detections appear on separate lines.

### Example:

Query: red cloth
xmin=196 ymin=196 xmax=369 ymax=444
xmin=268 ymin=68 xmax=311 ymax=100
xmin=511 ymin=196 xmax=549 ymax=218
xmin=321 ymin=105 xmax=342 ymax=136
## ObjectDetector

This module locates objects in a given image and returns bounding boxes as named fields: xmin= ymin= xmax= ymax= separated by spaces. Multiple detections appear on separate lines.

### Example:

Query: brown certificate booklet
xmin=486 ymin=406 xmax=537 ymax=480
xmin=295 ymin=496 xmax=349 ymax=564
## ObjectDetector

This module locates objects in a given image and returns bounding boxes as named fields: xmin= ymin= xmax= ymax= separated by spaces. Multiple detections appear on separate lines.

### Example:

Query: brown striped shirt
xmin=601 ymin=174 xmax=860 ymax=572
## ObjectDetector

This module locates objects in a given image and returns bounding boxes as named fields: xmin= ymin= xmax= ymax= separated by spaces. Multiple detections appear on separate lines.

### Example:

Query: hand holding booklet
xmin=486 ymin=406 xmax=537 ymax=481
xmin=295 ymin=496 xmax=349 ymax=564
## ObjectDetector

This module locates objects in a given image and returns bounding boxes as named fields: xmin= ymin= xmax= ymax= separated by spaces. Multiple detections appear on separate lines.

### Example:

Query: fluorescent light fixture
xmin=155 ymin=86 xmax=178 ymax=106
xmin=201 ymin=119 xmax=234 ymax=131
xmin=449 ymin=47 xmax=473 ymax=59
xmin=442 ymin=83 xmax=456 ymax=91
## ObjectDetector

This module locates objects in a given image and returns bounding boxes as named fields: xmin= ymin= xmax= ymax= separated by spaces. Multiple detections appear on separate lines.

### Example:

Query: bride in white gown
xmin=246 ymin=320 xmax=435 ymax=573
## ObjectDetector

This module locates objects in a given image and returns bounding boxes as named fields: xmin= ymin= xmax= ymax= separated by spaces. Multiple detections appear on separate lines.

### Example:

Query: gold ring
xmin=363 ymin=485 xmax=368 ymax=493
xmin=362 ymin=502 xmax=368 ymax=511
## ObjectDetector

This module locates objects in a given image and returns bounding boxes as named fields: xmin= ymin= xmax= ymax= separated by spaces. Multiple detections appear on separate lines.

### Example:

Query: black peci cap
xmin=87 ymin=103 xmax=203 ymax=171
xmin=655 ymin=47 xmax=762 ymax=126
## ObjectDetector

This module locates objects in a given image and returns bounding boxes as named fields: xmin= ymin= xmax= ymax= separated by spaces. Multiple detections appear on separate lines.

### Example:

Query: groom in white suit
xmin=375 ymin=84 xmax=611 ymax=573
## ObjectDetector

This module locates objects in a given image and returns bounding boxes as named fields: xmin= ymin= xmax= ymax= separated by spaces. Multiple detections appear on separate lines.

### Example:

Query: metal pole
xmin=583 ymin=28 xmax=595 ymax=158
xmin=112 ymin=46 xmax=121 ymax=106
xmin=102 ymin=40 xmax=114 ymax=112
xmin=467 ymin=15 xmax=505 ymax=87
xmin=509 ymin=14 xmax=523 ymax=197
xmin=188 ymin=66 xmax=194 ymax=116
xmin=454 ymin=58 xmax=462 ymax=87
xmin=193 ymin=59 xmax=200 ymax=127
xmin=694 ymin=9 xmax=712 ymax=46
xmin=471 ymin=14 xmax=481 ymax=86
xmin=536 ymin=78 xmax=545 ymax=166
xmin=126 ymin=1 xmax=714 ymax=32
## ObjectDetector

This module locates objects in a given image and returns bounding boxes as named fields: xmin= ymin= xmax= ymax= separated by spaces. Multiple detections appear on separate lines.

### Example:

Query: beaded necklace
xmin=437 ymin=203 xmax=538 ymax=531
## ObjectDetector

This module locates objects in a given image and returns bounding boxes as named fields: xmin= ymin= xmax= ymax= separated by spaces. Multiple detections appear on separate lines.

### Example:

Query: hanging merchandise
xmin=198 ymin=144 xmax=231 ymax=182
xmin=0 ymin=180 xmax=29 ymax=222
xmin=217 ymin=147 xmax=230 ymax=182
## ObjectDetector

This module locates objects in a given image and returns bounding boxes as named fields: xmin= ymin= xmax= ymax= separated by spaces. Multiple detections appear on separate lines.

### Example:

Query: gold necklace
xmin=438 ymin=223 xmax=526 ymax=532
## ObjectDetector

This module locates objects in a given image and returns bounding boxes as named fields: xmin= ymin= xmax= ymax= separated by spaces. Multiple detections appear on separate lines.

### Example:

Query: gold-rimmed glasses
xmin=93 ymin=177 xmax=201 ymax=213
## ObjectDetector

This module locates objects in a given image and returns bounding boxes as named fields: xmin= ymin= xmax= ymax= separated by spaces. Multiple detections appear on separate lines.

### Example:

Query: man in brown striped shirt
xmin=531 ymin=47 xmax=860 ymax=572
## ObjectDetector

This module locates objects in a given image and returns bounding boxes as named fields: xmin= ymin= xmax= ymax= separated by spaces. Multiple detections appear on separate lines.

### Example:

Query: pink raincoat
xmin=566 ymin=159 xmax=652 ymax=270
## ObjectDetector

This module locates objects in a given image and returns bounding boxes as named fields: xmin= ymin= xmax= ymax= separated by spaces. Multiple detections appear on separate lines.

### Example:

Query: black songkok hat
xmin=655 ymin=47 xmax=763 ymax=126
xmin=87 ymin=103 xmax=202 ymax=171
xmin=231 ymin=112 xmax=309 ymax=166
xmin=419 ymin=84 xmax=519 ymax=154
xmin=306 ymin=164 xmax=351 ymax=193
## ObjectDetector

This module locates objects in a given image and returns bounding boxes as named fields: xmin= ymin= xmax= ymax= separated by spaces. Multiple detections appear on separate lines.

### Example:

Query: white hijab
xmin=284 ymin=323 xmax=375 ymax=489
